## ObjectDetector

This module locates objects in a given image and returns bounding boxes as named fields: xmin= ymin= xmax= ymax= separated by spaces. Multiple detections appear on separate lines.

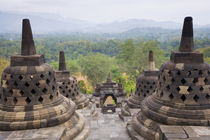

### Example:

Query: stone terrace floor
xmin=78 ymin=107 xmax=131 ymax=140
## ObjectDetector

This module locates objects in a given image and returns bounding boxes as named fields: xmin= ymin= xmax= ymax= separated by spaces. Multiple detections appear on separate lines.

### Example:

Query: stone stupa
xmin=127 ymin=50 xmax=159 ymax=108
xmin=127 ymin=17 xmax=210 ymax=140
xmin=55 ymin=51 xmax=89 ymax=109
xmin=119 ymin=51 xmax=159 ymax=120
xmin=0 ymin=19 xmax=89 ymax=139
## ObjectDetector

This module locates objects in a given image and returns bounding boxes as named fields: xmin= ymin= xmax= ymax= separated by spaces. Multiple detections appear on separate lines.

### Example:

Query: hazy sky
xmin=0 ymin=0 xmax=210 ymax=25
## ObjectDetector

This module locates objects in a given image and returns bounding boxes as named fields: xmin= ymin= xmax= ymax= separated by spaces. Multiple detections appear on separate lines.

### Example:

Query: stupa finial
xmin=21 ymin=19 xmax=36 ymax=55
xmin=59 ymin=51 xmax=66 ymax=71
xmin=149 ymin=50 xmax=154 ymax=62
xmin=179 ymin=16 xmax=194 ymax=52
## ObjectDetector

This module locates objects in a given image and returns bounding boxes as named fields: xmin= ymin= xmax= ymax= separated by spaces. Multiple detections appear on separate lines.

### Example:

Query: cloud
xmin=0 ymin=0 xmax=210 ymax=24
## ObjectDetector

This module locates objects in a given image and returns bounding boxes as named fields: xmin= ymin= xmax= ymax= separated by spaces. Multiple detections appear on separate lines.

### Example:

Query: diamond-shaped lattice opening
xmin=200 ymin=86 xmax=204 ymax=91
xmin=14 ymin=81 xmax=18 ymax=87
xmin=52 ymin=85 xmax=55 ymax=91
xmin=171 ymin=78 xmax=175 ymax=83
xmin=4 ymin=97 xmax=7 ymax=103
xmin=160 ymin=92 xmax=163 ymax=97
xmin=5 ymin=81 xmax=9 ymax=85
xmin=193 ymin=78 xmax=198 ymax=83
xmin=40 ymin=74 xmax=44 ymax=78
xmin=42 ymin=88 xmax=47 ymax=93
xmin=187 ymin=86 xmax=193 ymax=92
xmin=66 ymin=94 xmax=69 ymax=98
xmin=187 ymin=71 xmax=191 ymax=76
xmin=13 ymin=97 xmax=18 ymax=104
xmin=74 ymin=88 xmax=77 ymax=91
xmin=136 ymin=88 xmax=139 ymax=91
xmin=163 ymin=76 xmax=166 ymax=81
xmin=68 ymin=89 xmax=72 ymax=92
xmin=35 ymin=82 xmax=40 ymax=87
xmin=59 ymin=86 xmax=62 ymax=89
xmin=72 ymin=93 xmax=75 ymax=96
xmin=141 ymin=89 xmax=143 ymax=92
xmin=177 ymin=71 xmax=181 ymax=75
xmin=168 ymin=71 xmax=171 ymax=75
xmin=48 ymin=72 xmax=52 ymax=76
xmin=205 ymin=94 xmax=210 ymax=100
xmin=18 ymin=75 xmax=23 ymax=80
xmin=10 ymin=75 xmax=13 ymax=79
xmin=181 ymin=78 xmax=186 ymax=84
xmin=62 ymin=90 xmax=65 ymax=93
xmin=65 ymin=86 xmax=68 ymax=89
xmin=38 ymin=96 xmax=43 ymax=103
xmin=49 ymin=95 xmax=53 ymax=100
xmin=176 ymin=87 xmax=180 ymax=92
xmin=143 ymin=94 xmax=146 ymax=97
xmin=166 ymin=85 xmax=170 ymax=90
xmin=150 ymin=86 xmax=153 ymax=89
xmin=147 ymin=82 xmax=150 ymax=85
xmin=62 ymin=82 xmax=65 ymax=85
xmin=169 ymin=93 xmax=174 ymax=100
xmin=181 ymin=95 xmax=186 ymax=102
xmin=146 ymin=90 xmax=149 ymax=93
xmin=193 ymin=95 xmax=199 ymax=102
xmin=46 ymin=79 xmax=50 ymax=85
xmin=9 ymin=89 xmax=13 ymax=95
xmin=71 ymin=85 xmax=74 ymax=88
xmin=199 ymin=70 xmax=203 ymax=75
xmin=31 ymin=89 xmax=36 ymax=94
xmin=68 ymin=81 xmax=71 ymax=84
xmin=153 ymin=82 xmax=156 ymax=85
xmin=204 ymin=78 xmax=208 ymax=84
xmin=20 ymin=90 xmax=24 ymax=96
xmin=25 ymin=82 xmax=30 ymax=87
xmin=25 ymin=97 xmax=31 ymax=104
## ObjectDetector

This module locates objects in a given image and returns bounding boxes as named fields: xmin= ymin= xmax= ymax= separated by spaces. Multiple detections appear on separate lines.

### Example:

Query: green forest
xmin=1 ymin=33 xmax=210 ymax=95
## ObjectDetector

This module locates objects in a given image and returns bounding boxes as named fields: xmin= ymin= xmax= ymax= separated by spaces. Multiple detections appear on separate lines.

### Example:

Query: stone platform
xmin=159 ymin=125 xmax=210 ymax=140
xmin=79 ymin=107 xmax=131 ymax=140
xmin=0 ymin=112 xmax=90 ymax=140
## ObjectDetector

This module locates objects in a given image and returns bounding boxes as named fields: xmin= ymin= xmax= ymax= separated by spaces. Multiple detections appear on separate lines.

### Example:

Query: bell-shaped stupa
xmin=127 ymin=50 xmax=159 ymax=108
xmin=55 ymin=51 xmax=89 ymax=109
xmin=127 ymin=17 xmax=210 ymax=140
xmin=0 ymin=19 xmax=89 ymax=139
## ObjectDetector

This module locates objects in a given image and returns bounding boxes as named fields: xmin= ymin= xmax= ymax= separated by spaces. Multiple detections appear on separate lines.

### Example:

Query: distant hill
xmin=0 ymin=11 xmax=210 ymax=34
xmin=0 ymin=11 xmax=91 ymax=33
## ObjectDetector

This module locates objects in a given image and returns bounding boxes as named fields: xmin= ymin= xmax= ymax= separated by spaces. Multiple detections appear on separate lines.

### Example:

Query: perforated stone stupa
xmin=127 ymin=17 xmax=210 ymax=140
xmin=127 ymin=50 xmax=159 ymax=108
xmin=119 ymin=51 xmax=159 ymax=120
xmin=55 ymin=51 xmax=89 ymax=109
xmin=0 ymin=19 xmax=89 ymax=140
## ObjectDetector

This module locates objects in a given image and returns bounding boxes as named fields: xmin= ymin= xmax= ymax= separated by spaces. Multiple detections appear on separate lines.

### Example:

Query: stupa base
xmin=0 ymin=112 xmax=89 ymax=140
xmin=74 ymin=94 xmax=89 ymax=109
xmin=127 ymin=94 xmax=143 ymax=108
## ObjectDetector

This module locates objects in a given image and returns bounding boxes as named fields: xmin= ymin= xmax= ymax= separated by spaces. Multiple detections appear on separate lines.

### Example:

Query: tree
xmin=78 ymin=53 xmax=112 ymax=87
xmin=0 ymin=57 xmax=9 ymax=79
